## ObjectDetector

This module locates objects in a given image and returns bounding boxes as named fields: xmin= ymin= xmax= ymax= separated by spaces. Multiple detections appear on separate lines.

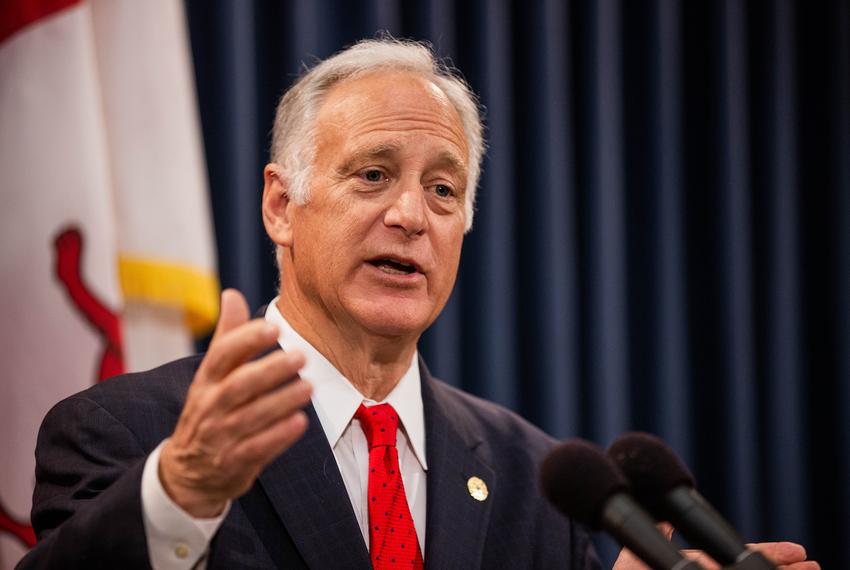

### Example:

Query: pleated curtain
xmin=185 ymin=1 xmax=850 ymax=566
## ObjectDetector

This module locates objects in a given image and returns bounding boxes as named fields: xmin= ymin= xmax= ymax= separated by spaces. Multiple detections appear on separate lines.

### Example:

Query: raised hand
xmin=158 ymin=289 xmax=312 ymax=517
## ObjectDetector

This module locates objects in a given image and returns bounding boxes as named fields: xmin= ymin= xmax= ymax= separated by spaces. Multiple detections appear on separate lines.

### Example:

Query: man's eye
xmin=363 ymin=169 xmax=385 ymax=182
xmin=434 ymin=184 xmax=454 ymax=198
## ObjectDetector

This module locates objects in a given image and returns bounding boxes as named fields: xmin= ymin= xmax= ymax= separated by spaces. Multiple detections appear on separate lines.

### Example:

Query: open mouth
xmin=367 ymin=258 xmax=418 ymax=275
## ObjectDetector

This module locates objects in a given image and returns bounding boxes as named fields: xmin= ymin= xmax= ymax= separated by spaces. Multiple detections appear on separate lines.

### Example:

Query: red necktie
xmin=355 ymin=403 xmax=424 ymax=570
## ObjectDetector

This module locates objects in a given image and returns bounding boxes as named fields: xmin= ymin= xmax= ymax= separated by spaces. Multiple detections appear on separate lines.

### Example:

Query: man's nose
xmin=384 ymin=179 xmax=428 ymax=237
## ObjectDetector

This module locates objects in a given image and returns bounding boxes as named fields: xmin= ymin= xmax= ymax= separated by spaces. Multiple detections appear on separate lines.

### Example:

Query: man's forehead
xmin=318 ymin=70 xmax=456 ymax=121
xmin=314 ymin=71 xmax=469 ymax=166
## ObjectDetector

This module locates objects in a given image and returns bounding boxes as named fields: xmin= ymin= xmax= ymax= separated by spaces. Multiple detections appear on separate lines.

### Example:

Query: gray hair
xmin=270 ymin=38 xmax=485 ymax=233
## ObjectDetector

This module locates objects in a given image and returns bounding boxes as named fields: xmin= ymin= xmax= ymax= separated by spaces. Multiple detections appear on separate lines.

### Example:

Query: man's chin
xmin=349 ymin=303 xmax=433 ymax=340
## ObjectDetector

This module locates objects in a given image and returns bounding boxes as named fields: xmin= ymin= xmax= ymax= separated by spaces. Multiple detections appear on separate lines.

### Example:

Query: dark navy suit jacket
xmin=19 ymin=354 xmax=601 ymax=569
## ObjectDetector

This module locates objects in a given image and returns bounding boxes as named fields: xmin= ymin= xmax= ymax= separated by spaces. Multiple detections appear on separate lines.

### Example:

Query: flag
xmin=0 ymin=1 xmax=218 ymax=566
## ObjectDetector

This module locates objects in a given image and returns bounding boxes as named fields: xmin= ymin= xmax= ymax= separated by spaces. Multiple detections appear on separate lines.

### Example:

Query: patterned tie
xmin=355 ymin=403 xmax=424 ymax=570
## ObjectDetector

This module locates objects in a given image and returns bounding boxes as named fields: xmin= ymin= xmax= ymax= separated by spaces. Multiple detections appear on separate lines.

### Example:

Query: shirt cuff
xmin=141 ymin=439 xmax=231 ymax=570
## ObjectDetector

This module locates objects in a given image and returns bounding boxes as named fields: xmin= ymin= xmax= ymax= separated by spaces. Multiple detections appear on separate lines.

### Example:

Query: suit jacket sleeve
xmin=16 ymin=394 xmax=153 ymax=569
xmin=534 ymin=501 xmax=601 ymax=570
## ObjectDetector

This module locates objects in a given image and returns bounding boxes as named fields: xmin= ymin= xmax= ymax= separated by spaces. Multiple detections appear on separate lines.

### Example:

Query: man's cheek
xmin=336 ymin=219 xmax=369 ymax=247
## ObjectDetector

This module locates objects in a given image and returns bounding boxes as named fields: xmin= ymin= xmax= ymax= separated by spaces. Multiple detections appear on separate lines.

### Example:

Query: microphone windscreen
xmin=608 ymin=432 xmax=695 ymax=518
xmin=539 ymin=439 xmax=629 ymax=530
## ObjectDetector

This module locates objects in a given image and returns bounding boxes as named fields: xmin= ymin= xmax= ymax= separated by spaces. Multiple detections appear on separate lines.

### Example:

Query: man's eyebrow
xmin=433 ymin=150 xmax=466 ymax=175
xmin=336 ymin=142 xmax=402 ymax=174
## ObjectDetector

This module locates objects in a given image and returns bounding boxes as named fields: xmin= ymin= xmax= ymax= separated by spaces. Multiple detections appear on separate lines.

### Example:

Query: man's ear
xmin=262 ymin=163 xmax=295 ymax=247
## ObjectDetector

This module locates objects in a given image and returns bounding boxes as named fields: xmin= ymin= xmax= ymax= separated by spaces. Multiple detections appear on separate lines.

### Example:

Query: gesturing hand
xmin=159 ymin=289 xmax=312 ymax=517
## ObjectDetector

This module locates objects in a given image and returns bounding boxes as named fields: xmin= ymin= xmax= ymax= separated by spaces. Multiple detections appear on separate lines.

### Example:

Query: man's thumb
xmin=213 ymin=289 xmax=250 ymax=338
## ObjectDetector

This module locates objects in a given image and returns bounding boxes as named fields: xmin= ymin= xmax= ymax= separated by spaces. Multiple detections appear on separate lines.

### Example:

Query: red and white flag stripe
xmin=0 ymin=1 xmax=218 ymax=566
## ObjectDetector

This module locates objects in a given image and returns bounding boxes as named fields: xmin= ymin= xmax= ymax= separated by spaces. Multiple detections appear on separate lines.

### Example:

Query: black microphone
xmin=540 ymin=439 xmax=705 ymax=570
xmin=608 ymin=432 xmax=776 ymax=569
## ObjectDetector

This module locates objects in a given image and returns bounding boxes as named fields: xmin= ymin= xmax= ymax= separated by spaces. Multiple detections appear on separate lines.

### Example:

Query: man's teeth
xmin=378 ymin=264 xmax=409 ymax=275
xmin=373 ymin=259 xmax=415 ymax=274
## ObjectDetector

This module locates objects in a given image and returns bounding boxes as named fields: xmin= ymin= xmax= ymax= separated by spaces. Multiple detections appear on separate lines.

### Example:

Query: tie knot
xmin=355 ymin=403 xmax=399 ymax=449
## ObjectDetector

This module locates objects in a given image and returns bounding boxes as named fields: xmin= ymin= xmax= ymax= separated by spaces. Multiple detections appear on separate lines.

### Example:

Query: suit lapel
xmin=256 ymin=402 xmax=372 ymax=569
xmin=421 ymin=362 xmax=495 ymax=570
xmin=238 ymin=331 xmax=370 ymax=568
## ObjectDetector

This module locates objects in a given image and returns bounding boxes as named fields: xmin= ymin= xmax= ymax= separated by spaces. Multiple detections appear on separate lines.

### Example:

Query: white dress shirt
xmin=140 ymin=300 xmax=428 ymax=569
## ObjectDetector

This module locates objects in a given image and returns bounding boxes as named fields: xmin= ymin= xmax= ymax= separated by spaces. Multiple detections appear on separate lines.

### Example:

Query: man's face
xmin=276 ymin=71 xmax=469 ymax=340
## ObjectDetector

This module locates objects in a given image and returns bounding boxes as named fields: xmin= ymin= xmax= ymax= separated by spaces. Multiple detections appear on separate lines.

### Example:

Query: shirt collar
xmin=264 ymin=299 xmax=427 ymax=470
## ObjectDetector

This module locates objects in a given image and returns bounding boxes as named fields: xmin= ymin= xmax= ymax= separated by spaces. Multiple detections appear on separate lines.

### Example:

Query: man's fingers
xmin=211 ymin=350 xmax=306 ymax=411
xmin=680 ymin=549 xmax=720 ymax=569
xmin=621 ymin=540 xmax=817 ymax=570
xmin=748 ymin=542 xmax=809 ymax=566
xmin=680 ymin=543 xmax=817 ymax=570
xmin=218 ymin=377 xmax=312 ymax=441
xmin=230 ymin=410 xmax=309 ymax=467
xmin=201 ymin=320 xmax=281 ymax=382
xmin=656 ymin=522 xmax=674 ymax=541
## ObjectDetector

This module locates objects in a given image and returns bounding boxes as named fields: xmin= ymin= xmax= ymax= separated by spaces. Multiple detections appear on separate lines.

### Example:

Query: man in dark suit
xmin=20 ymin=39 xmax=816 ymax=570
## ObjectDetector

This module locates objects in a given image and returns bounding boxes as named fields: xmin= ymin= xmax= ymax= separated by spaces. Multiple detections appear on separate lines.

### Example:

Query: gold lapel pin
xmin=467 ymin=476 xmax=488 ymax=501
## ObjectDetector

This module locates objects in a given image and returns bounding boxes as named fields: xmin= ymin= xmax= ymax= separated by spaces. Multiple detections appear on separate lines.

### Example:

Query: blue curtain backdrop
xmin=184 ymin=0 xmax=849 ymax=566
